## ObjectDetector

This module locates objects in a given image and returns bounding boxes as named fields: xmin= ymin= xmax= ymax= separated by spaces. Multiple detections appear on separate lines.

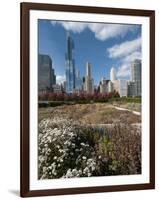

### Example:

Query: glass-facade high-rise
xmin=130 ymin=59 xmax=141 ymax=96
xmin=65 ymin=32 xmax=76 ymax=93
xmin=38 ymin=54 xmax=52 ymax=92
xmin=75 ymin=70 xmax=82 ymax=91
xmin=51 ymin=68 xmax=56 ymax=85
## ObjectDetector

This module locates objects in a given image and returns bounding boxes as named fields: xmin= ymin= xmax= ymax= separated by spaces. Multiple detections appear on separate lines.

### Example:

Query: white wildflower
xmin=43 ymin=167 xmax=47 ymax=173
xmin=71 ymin=143 xmax=75 ymax=148
xmin=53 ymin=156 xmax=57 ymax=160
xmin=65 ymin=169 xmax=73 ymax=178
xmin=88 ymin=172 xmax=92 ymax=177
xmin=80 ymin=142 xmax=85 ymax=146
xmin=83 ymin=167 xmax=89 ymax=174
xmin=98 ymin=155 xmax=102 ymax=159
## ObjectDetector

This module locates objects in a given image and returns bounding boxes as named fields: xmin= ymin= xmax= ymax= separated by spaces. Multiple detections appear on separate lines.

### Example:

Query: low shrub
xmin=38 ymin=91 xmax=119 ymax=102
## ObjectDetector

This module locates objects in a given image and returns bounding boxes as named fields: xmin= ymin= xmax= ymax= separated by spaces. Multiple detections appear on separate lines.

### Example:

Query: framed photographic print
xmin=20 ymin=2 xmax=155 ymax=197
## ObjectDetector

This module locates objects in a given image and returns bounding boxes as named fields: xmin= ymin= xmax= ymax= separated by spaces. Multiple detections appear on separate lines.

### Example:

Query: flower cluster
xmin=38 ymin=117 xmax=97 ymax=179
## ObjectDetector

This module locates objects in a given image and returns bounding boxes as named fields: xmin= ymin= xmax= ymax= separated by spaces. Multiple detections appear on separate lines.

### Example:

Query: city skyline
xmin=38 ymin=19 xmax=141 ymax=85
xmin=38 ymin=50 xmax=141 ymax=97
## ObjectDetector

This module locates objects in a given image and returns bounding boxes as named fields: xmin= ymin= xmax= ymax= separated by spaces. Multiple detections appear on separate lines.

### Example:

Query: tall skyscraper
xmin=130 ymin=59 xmax=141 ymax=96
xmin=51 ymin=68 xmax=56 ymax=85
xmin=110 ymin=67 xmax=117 ymax=82
xmin=85 ymin=62 xmax=94 ymax=94
xmin=75 ymin=69 xmax=82 ymax=91
xmin=38 ymin=54 xmax=52 ymax=92
xmin=65 ymin=32 xmax=76 ymax=93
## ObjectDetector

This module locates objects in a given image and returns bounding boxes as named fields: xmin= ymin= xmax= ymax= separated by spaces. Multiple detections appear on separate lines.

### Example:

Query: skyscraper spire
xmin=65 ymin=32 xmax=76 ymax=93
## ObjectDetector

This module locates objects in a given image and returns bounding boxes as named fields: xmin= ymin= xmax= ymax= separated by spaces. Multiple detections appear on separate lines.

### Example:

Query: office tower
xmin=110 ymin=67 xmax=117 ymax=82
xmin=119 ymin=80 xmax=128 ymax=97
xmin=75 ymin=69 xmax=82 ymax=91
xmin=108 ymin=81 xmax=113 ymax=93
xmin=113 ymin=80 xmax=127 ymax=97
xmin=51 ymin=68 xmax=56 ymax=85
xmin=65 ymin=32 xmax=76 ymax=93
xmin=82 ymin=76 xmax=86 ymax=91
xmin=63 ymin=81 xmax=66 ymax=92
xmin=127 ymin=81 xmax=137 ymax=97
xmin=100 ymin=77 xmax=109 ymax=94
xmin=52 ymin=84 xmax=62 ymax=93
xmin=130 ymin=59 xmax=141 ymax=96
xmin=85 ymin=62 xmax=94 ymax=94
xmin=113 ymin=80 xmax=120 ymax=94
xmin=38 ymin=54 xmax=52 ymax=92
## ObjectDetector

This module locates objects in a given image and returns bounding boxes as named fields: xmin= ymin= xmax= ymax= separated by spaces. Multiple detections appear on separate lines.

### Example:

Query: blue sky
xmin=38 ymin=20 xmax=141 ymax=85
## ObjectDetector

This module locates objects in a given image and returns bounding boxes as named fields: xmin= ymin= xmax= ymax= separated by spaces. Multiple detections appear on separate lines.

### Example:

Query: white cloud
xmin=122 ymin=51 xmax=141 ymax=63
xmin=59 ymin=22 xmax=87 ymax=33
xmin=51 ymin=21 xmax=137 ymax=41
xmin=107 ymin=37 xmax=141 ymax=78
xmin=89 ymin=24 xmax=135 ymax=41
xmin=51 ymin=21 xmax=87 ymax=33
xmin=107 ymin=37 xmax=141 ymax=59
xmin=117 ymin=64 xmax=130 ymax=78
xmin=56 ymin=75 xmax=66 ymax=84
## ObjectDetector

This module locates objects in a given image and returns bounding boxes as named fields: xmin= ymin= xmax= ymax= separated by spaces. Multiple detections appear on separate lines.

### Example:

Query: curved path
xmin=114 ymin=106 xmax=141 ymax=116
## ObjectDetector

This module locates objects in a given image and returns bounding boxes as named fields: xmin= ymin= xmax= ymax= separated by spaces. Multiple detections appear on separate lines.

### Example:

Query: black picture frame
xmin=20 ymin=2 xmax=155 ymax=197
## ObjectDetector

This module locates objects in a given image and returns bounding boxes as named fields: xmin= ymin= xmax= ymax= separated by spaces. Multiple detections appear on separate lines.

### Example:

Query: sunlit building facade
xmin=108 ymin=81 xmax=113 ymax=93
xmin=113 ymin=80 xmax=127 ymax=97
xmin=100 ymin=77 xmax=109 ymax=94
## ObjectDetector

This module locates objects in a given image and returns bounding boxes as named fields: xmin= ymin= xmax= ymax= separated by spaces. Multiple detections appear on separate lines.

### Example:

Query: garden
xmin=38 ymin=102 xmax=141 ymax=179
